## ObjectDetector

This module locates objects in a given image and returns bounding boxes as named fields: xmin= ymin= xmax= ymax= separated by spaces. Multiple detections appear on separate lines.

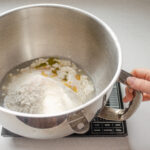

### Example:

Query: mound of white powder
xmin=3 ymin=58 xmax=94 ymax=114
xmin=4 ymin=71 xmax=84 ymax=114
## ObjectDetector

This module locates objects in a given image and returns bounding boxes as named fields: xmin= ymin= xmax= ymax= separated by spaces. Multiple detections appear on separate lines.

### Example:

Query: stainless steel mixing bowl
xmin=0 ymin=4 xmax=142 ymax=139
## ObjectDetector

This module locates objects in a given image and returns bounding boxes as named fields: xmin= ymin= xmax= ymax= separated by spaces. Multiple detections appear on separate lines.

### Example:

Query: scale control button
xmin=103 ymin=128 xmax=113 ymax=132
xmin=115 ymin=128 xmax=123 ymax=132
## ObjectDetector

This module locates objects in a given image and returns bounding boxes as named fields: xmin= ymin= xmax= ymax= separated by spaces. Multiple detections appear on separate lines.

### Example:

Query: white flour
xmin=3 ymin=58 xmax=94 ymax=114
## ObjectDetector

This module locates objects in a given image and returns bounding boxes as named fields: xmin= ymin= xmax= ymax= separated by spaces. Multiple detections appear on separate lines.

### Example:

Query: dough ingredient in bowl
xmin=2 ymin=58 xmax=95 ymax=114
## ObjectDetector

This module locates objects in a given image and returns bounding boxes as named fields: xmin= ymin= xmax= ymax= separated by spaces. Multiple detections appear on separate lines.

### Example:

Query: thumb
xmin=127 ymin=77 xmax=150 ymax=94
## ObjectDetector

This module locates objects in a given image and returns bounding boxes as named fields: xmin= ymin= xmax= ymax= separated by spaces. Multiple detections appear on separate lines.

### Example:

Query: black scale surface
xmin=1 ymin=82 xmax=127 ymax=137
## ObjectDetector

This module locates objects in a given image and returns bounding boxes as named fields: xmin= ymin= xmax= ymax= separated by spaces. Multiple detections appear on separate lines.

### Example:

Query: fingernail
xmin=123 ymin=96 xmax=129 ymax=103
xmin=123 ymin=97 xmax=127 ymax=102
xmin=127 ymin=77 xmax=136 ymax=85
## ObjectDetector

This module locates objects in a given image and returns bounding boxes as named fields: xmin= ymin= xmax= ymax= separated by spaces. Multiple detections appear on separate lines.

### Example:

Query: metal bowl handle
xmin=98 ymin=69 xmax=142 ymax=121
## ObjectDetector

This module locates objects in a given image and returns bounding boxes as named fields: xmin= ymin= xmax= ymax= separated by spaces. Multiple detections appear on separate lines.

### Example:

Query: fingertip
xmin=123 ymin=96 xmax=130 ymax=103
xmin=143 ymin=93 xmax=150 ymax=101
xmin=127 ymin=77 xmax=136 ymax=86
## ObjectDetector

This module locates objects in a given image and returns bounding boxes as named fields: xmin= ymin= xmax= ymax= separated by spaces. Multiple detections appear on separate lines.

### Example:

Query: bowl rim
xmin=0 ymin=3 xmax=122 ymax=118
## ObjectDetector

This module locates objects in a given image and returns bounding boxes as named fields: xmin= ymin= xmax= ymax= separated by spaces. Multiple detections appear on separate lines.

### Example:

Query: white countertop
xmin=0 ymin=0 xmax=150 ymax=150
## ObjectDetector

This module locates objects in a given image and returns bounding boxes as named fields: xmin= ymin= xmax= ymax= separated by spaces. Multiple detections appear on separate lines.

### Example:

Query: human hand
xmin=123 ymin=68 xmax=150 ymax=102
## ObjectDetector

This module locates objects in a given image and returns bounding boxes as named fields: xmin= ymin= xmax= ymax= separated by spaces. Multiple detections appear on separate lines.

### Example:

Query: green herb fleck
xmin=47 ymin=58 xmax=58 ymax=66
xmin=35 ymin=63 xmax=47 ymax=68
xmin=56 ymin=67 xmax=59 ymax=71
xmin=52 ymin=70 xmax=57 ymax=74
xmin=52 ymin=67 xmax=59 ymax=74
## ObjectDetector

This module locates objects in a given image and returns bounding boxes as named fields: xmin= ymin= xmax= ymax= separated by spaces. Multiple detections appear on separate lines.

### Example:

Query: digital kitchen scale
xmin=1 ymin=82 xmax=127 ymax=137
